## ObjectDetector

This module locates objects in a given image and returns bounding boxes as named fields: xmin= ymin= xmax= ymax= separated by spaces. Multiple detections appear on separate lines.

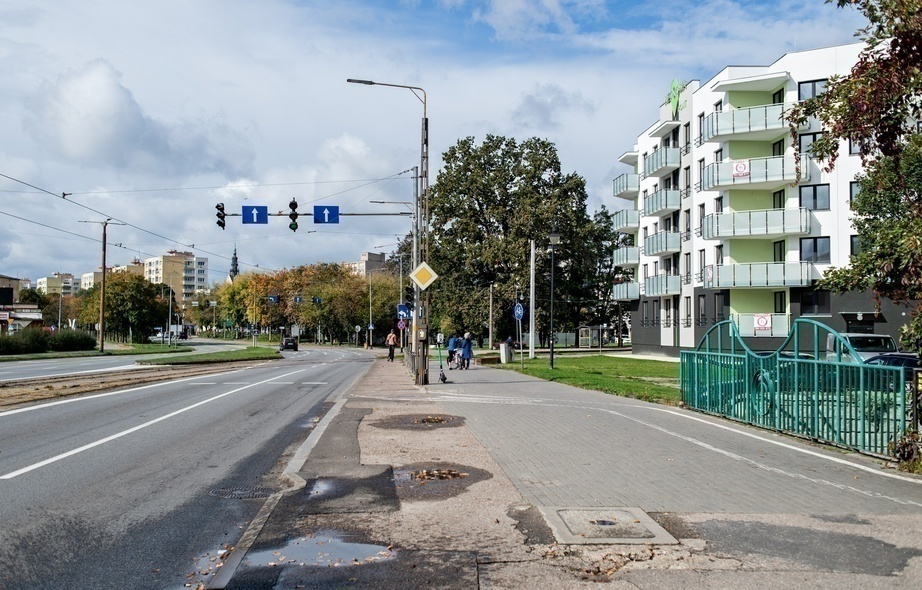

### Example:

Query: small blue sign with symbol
xmin=242 ymin=205 xmax=269 ymax=224
xmin=313 ymin=205 xmax=340 ymax=224
xmin=514 ymin=303 xmax=524 ymax=320
xmin=397 ymin=304 xmax=410 ymax=319
xmin=268 ymin=295 xmax=278 ymax=303
xmin=293 ymin=296 xmax=303 ymax=303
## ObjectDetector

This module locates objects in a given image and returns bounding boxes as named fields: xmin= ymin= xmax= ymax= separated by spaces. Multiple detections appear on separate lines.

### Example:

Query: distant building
xmin=36 ymin=273 xmax=75 ymax=296
xmin=111 ymin=259 xmax=145 ymax=277
xmin=81 ymin=271 xmax=103 ymax=290
xmin=144 ymin=250 xmax=209 ymax=300
xmin=343 ymin=252 xmax=386 ymax=277
xmin=0 ymin=273 xmax=21 ymax=305
xmin=227 ymin=246 xmax=240 ymax=283
xmin=19 ymin=278 xmax=31 ymax=291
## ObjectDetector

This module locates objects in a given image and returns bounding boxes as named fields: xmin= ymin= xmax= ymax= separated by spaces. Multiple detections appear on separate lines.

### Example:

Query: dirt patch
xmin=370 ymin=414 xmax=466 ymax=431
xmin=0 ymin=360 xmax=270 ymax=411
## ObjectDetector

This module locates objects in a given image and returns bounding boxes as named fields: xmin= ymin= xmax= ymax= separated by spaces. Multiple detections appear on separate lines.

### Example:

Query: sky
xmin=0 ymin=0 xmax=867 ymax=286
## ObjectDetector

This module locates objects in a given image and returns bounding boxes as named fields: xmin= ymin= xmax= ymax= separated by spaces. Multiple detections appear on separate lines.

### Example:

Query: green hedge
xmin=0 ymin=329 xmax=97 ymax=354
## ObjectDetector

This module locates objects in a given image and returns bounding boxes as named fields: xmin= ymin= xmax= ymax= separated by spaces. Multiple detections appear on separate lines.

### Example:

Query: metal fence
xmin=680 ymin=319 xmax=913 ymax=457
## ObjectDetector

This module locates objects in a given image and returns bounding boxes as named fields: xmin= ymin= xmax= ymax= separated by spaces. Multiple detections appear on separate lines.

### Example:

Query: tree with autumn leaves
xmin=787 ymin=0 xmax=922 ymax=349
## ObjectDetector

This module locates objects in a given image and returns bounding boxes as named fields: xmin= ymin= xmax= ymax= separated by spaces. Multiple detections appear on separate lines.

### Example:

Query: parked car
xmin=863 ymin=352 xmax=922 ymax=381
xmin=280 ymin=337 xmax=298 ymax=351
xmin=826 ymin=333 xmax=899 ymax=362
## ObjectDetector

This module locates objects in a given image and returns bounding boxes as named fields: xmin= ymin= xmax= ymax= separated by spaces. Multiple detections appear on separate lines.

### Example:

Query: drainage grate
xmin=209 ymin=486 xmax=275 ymax=500
xmin=538 ymin=507 xmax=678 ymax=545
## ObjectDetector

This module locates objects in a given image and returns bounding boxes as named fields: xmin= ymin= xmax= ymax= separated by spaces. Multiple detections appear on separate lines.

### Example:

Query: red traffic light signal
xmin=215 ymin=203 xmax=226 ymax=230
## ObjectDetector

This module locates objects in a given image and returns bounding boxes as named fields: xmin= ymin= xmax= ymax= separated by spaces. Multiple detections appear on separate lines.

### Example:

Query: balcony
xmin=612 ymin=281 xmax=640 ymax=301
xmin=642 ymin=189 xmax=681 ymax=217
xmin=700 ymin=208 xmax=811 ymax=240
xmin=643 ymin=231 xmax=681 ymax=256
xmin=612 ymin=209 xmax=639 ymax=233
xmin=703 ymin=262 xmax=817 ymax=289
xmin=612 ymin=246 xmax=640 ymax=267
xmin=644 ymin=274 xmax=682 ymax=297
xmin=612 ymin=173 xmax=640 ymax=199
xmin=699 ymin=103 xmax=803 ymax=144
xmin=701 ymin=155 xmax=807 ymax=191
xmin=643 ymin=147 xmax=681 ymax=178
xmin=733 ymin=313 xmax=791 ymax=338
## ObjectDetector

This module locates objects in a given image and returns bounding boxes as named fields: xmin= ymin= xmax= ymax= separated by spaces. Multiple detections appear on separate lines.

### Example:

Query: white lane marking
xmin=0 ymin=368 xmax=307 ymax=480
xmin=0 ymin=369 xmax=246 ymax=418
xmin=430 ymin=392 xmax=922 ymax=487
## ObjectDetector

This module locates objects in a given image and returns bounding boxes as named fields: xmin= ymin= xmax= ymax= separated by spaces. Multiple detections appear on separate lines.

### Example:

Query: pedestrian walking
xmin=460 ymin=332 xmax=473 ymax=370
xmin=385 ymin=329 xmax=398 ymax=362
xmin=446 ymin=334 xmax=457 ymax=368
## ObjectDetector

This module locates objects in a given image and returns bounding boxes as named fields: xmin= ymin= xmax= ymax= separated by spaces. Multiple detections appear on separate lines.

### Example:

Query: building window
xmin=683 ymin=252 xmax=691 ymax=280
xmin=801 ymin=289 xmax=830 ymax=314
xmin=715 ymin=245 xmax=724 ymax=266
xmin=772 ymin=88 xmax=784 ymax=104
xmin=800 ymin=237 xmax=831 ymax=263
xmin=642 ymin=264 xmax=649 ymax=280
xmin=642 ymin=301 xmax=648 ymax=325
xmin=798 ymin=79 xmax=827 ymax=100
xmin=850 ymin=235 xmax=862 ymax=257
xmin=698 ymin=249 xmax=706 ymax=280
xmin=683 ymin=123 xmax=691 ymax=149
xmin=774 ymin=291 xmax=787 ymax=314
xmin=714 ymin=196 xmax=723 ymax=213
xmin=653 ymin=300 xmax=661 ymax=326
xmin=773 ymin=189 xmax=785 ymax=209
xmin=698 ymin=158 xmax=705 ymax=188
xmin=697 ymin=112 xmax=705 ymax=142
xmin=772 ymin=139 xmax=785 ymax=156
xmin=714 ymin=148 xmax=723 ymax=163
xmin=684 ymin=296 xmax=692 ymax=327
xmin=697 ymin=294 xmax=707 ymax=325
xmin=714 ymin=100 xmax=723 ymax=112
xmin=715 ymin=292 xmax=725 ymax=321
xmin=799 ymin=132 xmax=822 ymax=155
xmin=799 ymin=185 xmax=830 ymax=210
xmin=850 ymin=181 xmax=861 ymax=205
xmin=683 ymin=166 xmax=691 ymax=194
xmin=849 ymin=138 xmax=862 ymax=155
xmin=774 ymin=240 xmax=786 ymax=262
xmin=698 ymin=204 xmax=706 ymax=230
xmin=683 ymin=209 xmax=691 ymax=234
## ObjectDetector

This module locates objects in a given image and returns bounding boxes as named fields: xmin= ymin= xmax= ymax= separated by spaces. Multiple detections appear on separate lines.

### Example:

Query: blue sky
xmin=0 ymin=0 xmax=866 ymax=284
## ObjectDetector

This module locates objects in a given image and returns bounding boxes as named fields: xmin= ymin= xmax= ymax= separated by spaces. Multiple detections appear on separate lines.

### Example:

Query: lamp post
xmin=348 ymin=78 xmax=430 ymax=385
xmin=548 ymin=230 xmax=560 ymax=369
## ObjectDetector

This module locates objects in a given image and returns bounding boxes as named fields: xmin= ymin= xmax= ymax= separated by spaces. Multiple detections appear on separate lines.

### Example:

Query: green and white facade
xmin=612 ymin=42 xmax=908 ymax=356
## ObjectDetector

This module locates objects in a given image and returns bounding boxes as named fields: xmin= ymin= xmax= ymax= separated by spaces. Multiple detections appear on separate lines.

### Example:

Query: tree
xmin=80 ymin=273 xmax=168 ymax=342
xmin=787 ymin=0 xmax=922 ymax=349
xmin=18 ymin=288 xmax=48 ymax=309
xmin=427 ymin=135 xmax=593 ymax=343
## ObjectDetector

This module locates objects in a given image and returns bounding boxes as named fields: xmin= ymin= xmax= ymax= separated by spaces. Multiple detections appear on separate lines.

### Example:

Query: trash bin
xmin=499 ymin=342 xmax=512 ymax=364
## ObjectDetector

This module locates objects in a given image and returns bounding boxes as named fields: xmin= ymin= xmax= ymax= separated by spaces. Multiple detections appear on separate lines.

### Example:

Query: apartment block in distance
xmin=35 ymin=272 xmax=75 ymax=296
xmin=611 ymin=42 xmax=907 ymax=357
xmin=144 ymin=250 xmax=209 ymax=301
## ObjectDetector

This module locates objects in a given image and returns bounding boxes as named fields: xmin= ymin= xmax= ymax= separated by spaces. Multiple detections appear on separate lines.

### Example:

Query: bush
xmin=0 ymin=328 xmax=50 ymax=354
xmin=49 ymin=330 xmax=97 ymax=352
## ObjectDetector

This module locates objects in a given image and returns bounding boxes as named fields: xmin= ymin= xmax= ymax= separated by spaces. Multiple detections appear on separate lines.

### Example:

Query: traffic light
xmin=404 ymin=285 xmax=415 ymax=310
xmin=215 ymin=203 xmax=226 ymax=230
xmin=288 ymin=198 xmax=299 ymax=232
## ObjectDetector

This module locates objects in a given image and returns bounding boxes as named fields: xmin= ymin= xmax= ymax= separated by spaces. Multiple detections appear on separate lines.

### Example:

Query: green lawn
xmin=497 ymin=355 xmax=681 ymax=404
xmin=138 ymin=346 xmax=280 ymax=365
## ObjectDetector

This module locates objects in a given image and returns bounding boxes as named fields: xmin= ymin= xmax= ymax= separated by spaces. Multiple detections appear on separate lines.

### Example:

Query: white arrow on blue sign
xmin=313 ymin=205 xmax=340 ymax=224
xmin=242 ymin=205 xmax=269 ymax=224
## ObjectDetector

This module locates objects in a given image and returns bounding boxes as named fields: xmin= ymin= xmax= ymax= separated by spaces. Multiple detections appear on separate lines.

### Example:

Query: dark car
xmin=280 ymin=337 xmax=299 ymax=351
xmin=864 ymin=352 xmax=921 ymax=382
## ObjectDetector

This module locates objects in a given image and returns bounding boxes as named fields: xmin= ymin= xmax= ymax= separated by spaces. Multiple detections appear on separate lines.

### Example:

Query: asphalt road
xmin=0 ymin=338 xmax=248 ymax=382
xmin=0 ymin=347 xmax=373 ymax=590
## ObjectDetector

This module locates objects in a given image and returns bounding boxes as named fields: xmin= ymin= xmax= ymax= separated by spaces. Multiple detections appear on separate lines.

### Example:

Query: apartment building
xmin=611 ymin=42 xmax=907 ymax=357
xmin=343 ymin=252 xmax=386 ymax=277
xmin=81 ymin=271 xmax=103 ymax=290
xmin=35 ymin=272 xmax=75 ymax=296
xmin=143 ymin=250 xmax=209 ymax=301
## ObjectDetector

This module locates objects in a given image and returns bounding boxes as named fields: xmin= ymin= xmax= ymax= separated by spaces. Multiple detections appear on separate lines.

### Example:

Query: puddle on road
xmin=244 ymin=531 xmax=396 ymax=568
xmin=307 ymin=478 xmax=335 ymax=497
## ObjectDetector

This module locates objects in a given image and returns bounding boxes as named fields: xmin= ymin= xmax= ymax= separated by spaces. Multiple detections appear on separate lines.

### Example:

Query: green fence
xmin=680 ymin=319 xmax=911 ymax=457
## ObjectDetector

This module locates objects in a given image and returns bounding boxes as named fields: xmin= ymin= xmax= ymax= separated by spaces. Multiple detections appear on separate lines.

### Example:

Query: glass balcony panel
xmin=613 ymin=173 xmax=640 ymax=198
xmin=700 ymin=104 xmax=794 ymax=144
xmin=612 ymin=209 xmax=640 ymax=233
xmin=642 ymin=189 xmax=681 ymax=217
xmin=703 ymin=262 xmax=816 ymax=288
xmin=701 ymin=155 xmax=808 ymax=191
xmin=612 ymin=282 xmax=640 ymax=300
xmin=612 ymin=246 xmax=640 ymax=267
xmin=643 ymin=231 xmax=681 ymax=256
xmin=644 ymin=274 xmax=682 ymax=297
xmin=643 ymin=147 xmax=681 ymax=178
xmin=701 ymin=208 xmax=811 ymax=239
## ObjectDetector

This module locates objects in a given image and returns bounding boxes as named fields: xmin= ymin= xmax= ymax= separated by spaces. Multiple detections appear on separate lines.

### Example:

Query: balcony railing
xmin=642 ymin=189 xmax=681 ymax=217
xmin=612 ymin=173 xmax=640 ymax=199
xmin=699 ymin=103 xmax=797 ymax=144
xmin=703 ymin=262 xmax=817 ymax=289
xmin=643 ymin=147 xmax=681 ymax=178
xmin=644 ymin=274 xmax=682 ymax=297
xmin=612 ymin=209 xmax=640 ymax=233
xmin=733 ymin=313 xmax=791 ymax=338
xmin=612 ymin=281 xmax=641 ymax=301
xmin=700 ymin=208 xmax=811 ymax=239
xmin=701 ymin=155 xmax=807 ymax=191
xmin=643 ymin=231 xmax=681 ymax=256
xmin=612 ymin=246 xmax=640 ymax=267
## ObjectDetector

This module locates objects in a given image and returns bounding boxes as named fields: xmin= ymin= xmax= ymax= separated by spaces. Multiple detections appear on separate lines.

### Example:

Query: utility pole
xmin=80 ymin=219 xmax=122 ymax=352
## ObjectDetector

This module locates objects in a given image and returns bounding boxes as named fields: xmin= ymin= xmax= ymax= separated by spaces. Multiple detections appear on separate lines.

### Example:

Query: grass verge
xmin=496 ymin=354 xmax=681 ymax=404
xmin=138 ymin=346 xmax=280 ymax=365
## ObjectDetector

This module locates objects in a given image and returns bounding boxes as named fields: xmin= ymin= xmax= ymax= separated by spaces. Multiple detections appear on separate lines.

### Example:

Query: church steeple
xmin=229 ymin=245 xmax=239 ymax=282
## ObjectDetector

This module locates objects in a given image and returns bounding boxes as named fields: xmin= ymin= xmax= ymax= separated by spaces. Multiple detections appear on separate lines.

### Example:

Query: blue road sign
xmin=313 ymin=205 xmax=340 ymax=224
xmin=293 ymin=296 xmax=303 ymax=303
xmin=242 ymin=205 xmax=269 ymax=224
xmin=268 ymin=295 xmax=278 ymax=303
xmin=514 ymin=303 xmax=524 ymax=320
xmin=397 ymin=304 xmax=410 ymax=319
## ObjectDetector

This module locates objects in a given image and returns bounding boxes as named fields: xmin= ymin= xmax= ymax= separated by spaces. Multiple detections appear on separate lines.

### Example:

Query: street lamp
xmin=348 ymin=78 xmax=430 ymax=385
xmin=548 ymin=230 xmax=561 ymax=369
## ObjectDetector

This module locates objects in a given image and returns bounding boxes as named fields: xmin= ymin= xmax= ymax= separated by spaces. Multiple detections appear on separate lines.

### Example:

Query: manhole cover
xmin=538 ymin=507 xmax=678 ymax=545
xmin=209 ymin=486 xmax=275 ymax=500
